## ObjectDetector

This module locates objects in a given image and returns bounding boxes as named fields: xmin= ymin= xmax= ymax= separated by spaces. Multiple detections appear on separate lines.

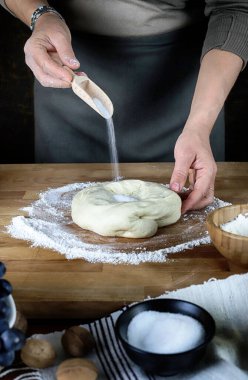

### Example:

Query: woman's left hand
xmin=169 ymin=127 xmax=217 ymax=214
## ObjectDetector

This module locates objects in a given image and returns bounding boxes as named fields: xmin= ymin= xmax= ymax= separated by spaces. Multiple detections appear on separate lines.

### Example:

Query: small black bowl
xmin=115 ymin=298 xmax=215 ymax=376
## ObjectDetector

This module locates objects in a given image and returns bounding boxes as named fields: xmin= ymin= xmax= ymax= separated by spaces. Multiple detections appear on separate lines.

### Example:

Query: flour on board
xmin=6 ymin=182 xmax=230 ymax=265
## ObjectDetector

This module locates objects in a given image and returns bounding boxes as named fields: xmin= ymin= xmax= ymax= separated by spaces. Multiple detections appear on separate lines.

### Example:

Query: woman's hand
xmin=24 ymin=13 xmax=80 ymax=87
xmin=169 ymin=49 xmax=243 ymax=214
xmin=170 ymin=127 xmax=217 ymax=214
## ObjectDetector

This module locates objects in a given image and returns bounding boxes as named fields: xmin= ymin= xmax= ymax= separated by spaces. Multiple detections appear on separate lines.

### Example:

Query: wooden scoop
xmin=65 ymin=67 xmax=114 ymax=119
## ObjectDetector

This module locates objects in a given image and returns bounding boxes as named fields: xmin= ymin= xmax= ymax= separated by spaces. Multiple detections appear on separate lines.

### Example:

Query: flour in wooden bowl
xmin=221 ymin=213 xmax=248 ymax=237
xmin=6 ymin=182 xmax=230 ymax=265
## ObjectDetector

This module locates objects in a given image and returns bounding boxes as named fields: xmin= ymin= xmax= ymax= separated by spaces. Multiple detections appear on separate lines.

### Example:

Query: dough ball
xmin=71 ymin=179 xmax=181 ymax=238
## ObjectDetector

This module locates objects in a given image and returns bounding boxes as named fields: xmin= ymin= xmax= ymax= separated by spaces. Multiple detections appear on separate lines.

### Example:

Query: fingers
xmin=170 ymin=129 xmax=217 ymax=214
xmin=181 ymin=184 xmax=215 ymax=214
xmin=173 ymin=167 xmax=215 ymax=213
xmin=184 ymin=160 xmax=216 ymax=213
xmin=25 ymin=45 xmax=77 ymax=88
xmin=188 ymin=169 xmax=196 ymax=190
xmin=51 ymin=32 xmax=80 ymax=70
xmin=26 ymin=49 xmax=68 ymax=86
xmin=24 ymin=26 xmax=80 ymax=88
xmin=32 ymin=67 xmax=71 ymax=88
xmin=63 ymin=66 xmax=88 ymax=78
xmin=170 ymin=157 xmax=193 ymax=193
xmin=75 ymin=72 xmax=88 ymax=77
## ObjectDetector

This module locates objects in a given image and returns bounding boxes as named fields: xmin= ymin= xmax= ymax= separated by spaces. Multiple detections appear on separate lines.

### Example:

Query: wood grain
xmin=0 ymin=163 xmax=248 ymax=319
xmin=206 ymin=203 xmax=248 ymax=268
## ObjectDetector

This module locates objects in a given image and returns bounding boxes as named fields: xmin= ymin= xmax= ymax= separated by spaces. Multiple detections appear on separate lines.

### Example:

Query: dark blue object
xmin=9 ymin=329 xmax=26 ymax=351
xmin=0 ymin=279 xmax=12 ymax=299
xmin=0 ymin=261 xmax=26 ymax=368
xmin=0 ymin=319 xmax=9 ymax=334
xmin=0 ymin=350 xmax=15 ymax=367
xmin=0 ymin=329 xmax=25 ymax=352
xmin=115 ymin=298 xmax=215 ymax=376
xmin=0 ymin=263 xmax=6 ymax=278
xmin=0 ymin=299 xmax=11 ymax=320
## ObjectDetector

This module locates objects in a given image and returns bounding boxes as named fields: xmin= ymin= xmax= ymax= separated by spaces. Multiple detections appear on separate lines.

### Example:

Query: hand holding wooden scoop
xmin=65 ymin=67 xmax=114 ymax=119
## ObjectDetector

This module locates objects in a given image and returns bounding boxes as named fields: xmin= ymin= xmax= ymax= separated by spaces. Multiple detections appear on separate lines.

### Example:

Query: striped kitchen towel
xmin=1 ymin=273 xmax=248 ymax=379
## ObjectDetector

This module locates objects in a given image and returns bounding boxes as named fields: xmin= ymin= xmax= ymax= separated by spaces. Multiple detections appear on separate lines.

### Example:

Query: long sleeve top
xmin=1 ymin=0 xmax=248 ymax=65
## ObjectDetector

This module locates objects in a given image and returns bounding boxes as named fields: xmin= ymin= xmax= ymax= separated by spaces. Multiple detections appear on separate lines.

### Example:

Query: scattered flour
xmin=6 ymin=182 xmax=230 ymax=265
xmin=127 ymin=310 xmax=205 ymax=354
xmin=221 ymin=213 xmax=248 ymax=237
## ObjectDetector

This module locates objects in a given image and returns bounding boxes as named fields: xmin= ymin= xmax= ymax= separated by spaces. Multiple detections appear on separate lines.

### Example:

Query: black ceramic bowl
xmin=115 ymin=298 xmax=215 ymax=376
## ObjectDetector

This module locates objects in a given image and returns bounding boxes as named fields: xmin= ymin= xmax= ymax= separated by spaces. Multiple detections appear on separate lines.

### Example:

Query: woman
xmin=1 ymin=0 xmax=247 ymax=213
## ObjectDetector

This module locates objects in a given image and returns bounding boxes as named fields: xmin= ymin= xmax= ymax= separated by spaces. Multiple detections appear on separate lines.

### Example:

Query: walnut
xmin=56 ymin=358 xmax=98 ymax=380
xmin=61 ymin=326 xmax=95 ymax=357
xmin=14 ymin=310 xmax=28 ymax=334
xmin=20 ymin=338 xmax=56 ymax=369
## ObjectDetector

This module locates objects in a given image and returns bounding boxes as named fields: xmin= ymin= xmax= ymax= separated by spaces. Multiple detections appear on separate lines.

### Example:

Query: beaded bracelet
xmin=30 ymin=5 xmax=65 ymax=31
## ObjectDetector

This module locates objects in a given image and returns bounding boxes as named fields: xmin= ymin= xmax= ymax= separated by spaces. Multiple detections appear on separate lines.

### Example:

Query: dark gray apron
xmin=34 ymin=24 xmax=224 ymax=163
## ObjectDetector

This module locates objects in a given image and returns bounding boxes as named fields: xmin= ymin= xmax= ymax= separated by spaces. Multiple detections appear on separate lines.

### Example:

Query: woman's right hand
xmin=24 ymin=12 xmax=80 ymax=88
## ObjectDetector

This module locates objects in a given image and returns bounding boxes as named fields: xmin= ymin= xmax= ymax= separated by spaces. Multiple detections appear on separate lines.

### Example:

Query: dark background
xmin=0 ymin=6 xmax=248 ymax=164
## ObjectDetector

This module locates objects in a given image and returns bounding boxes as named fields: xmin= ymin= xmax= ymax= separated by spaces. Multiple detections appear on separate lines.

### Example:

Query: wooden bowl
xmin=206 ymin=204 xmax=248 ymax=270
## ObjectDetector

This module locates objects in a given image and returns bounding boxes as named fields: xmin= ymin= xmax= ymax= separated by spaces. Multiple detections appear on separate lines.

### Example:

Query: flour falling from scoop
xmin=93 ymin=98 xmax=121 ymax=181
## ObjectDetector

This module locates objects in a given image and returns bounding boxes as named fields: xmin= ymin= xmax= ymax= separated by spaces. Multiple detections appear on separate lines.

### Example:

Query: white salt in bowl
xmin=206 ymin=203 xmax=248 ymax=270
xmin=115 ymin=299 xmax=215 ymax=376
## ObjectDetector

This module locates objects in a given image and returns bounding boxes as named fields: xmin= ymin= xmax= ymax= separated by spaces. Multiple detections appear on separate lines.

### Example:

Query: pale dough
xmin=71 ymin=179 xmax=181 ymax=238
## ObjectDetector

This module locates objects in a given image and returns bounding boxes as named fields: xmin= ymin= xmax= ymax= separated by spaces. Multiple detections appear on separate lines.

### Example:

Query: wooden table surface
xmin=0 ymin=162 xmax=248 ymax=322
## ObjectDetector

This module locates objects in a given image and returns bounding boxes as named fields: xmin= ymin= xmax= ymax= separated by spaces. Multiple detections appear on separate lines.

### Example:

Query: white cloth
xmin=1 ymin=273 xmax=248 ymax=380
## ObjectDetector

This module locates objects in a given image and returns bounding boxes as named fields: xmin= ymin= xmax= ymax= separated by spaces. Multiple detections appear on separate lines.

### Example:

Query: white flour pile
xmin=6 ymin=182 xmax=229 ymax=265
xmin=221 ymin=213 xmax=248 ymax=237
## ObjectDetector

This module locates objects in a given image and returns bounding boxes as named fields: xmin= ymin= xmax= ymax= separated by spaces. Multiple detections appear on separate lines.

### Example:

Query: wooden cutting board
xmin=70 ymin=214 xmax=206 ymax=252
xmin=0 ymin=162 xmax=247 ymax=319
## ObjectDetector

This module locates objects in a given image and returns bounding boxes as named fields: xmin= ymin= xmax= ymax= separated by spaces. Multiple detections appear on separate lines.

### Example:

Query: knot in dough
xmin=71 ymin=179 xmax=181 ymax=238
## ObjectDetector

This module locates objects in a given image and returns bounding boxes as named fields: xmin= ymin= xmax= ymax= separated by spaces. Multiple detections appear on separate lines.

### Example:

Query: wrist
xmin=4 ymin=1 xmax=49 ymax=25
xmin=184 ymin=111 xmax=216 ymax=136
xmin=186 ymin=96 xmax=224 ymax=135
xmin=30 ymin=5 xmax=65 ymax=31
xmin=188 ymin=92 xmax=224 ymax=135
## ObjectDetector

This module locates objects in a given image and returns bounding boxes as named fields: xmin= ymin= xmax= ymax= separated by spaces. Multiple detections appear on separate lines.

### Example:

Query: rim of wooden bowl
xmin=206 ymin=203 xmax=248 ymax=241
